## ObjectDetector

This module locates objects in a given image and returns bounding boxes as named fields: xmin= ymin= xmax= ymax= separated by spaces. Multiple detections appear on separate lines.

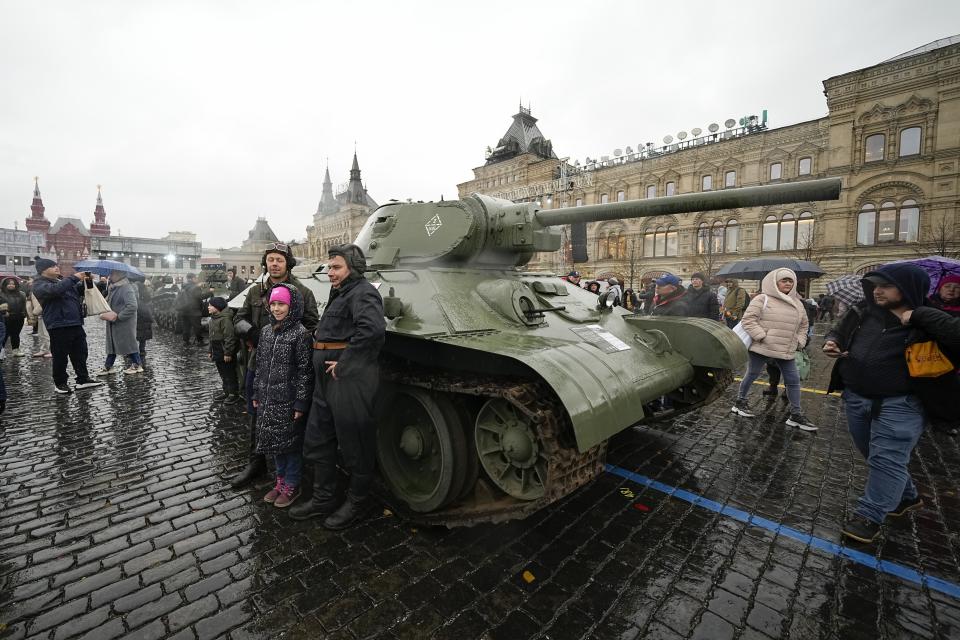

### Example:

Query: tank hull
xmin=297 ymin=265 xmax=746 ymax=525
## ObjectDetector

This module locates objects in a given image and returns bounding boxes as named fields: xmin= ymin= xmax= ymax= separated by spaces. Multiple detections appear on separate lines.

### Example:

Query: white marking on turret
xmin=425 ymin=214 xmax=442 ymax=236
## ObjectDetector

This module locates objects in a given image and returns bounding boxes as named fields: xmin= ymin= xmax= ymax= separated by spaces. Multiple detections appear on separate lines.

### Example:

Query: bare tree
xmin=686 ymin=227 xmax=723 ymax=279
xmin=613 ymin=235 xmax=643 ymax=290
xmin=913 ymin=214 xmax=960 ymax=259
xmin=790 ymin=225 xmax=828 ymax=264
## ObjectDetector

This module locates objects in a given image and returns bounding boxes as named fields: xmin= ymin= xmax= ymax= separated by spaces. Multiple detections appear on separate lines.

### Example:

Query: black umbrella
xmin=716 ymin=258 xmax=824 ymax=280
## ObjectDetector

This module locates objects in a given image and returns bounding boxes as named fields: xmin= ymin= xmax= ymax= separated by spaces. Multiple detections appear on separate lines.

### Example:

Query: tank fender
xmin=622 ymin=316 xmax=748 ymax=370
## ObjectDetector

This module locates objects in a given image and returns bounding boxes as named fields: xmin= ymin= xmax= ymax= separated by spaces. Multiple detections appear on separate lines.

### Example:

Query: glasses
xmin=265 ymin=242 xmax=290 ymax=253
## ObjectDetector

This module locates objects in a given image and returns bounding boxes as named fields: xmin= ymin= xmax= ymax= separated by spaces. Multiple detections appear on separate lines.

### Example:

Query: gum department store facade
xmin=457 ymin=36 xmax=960 ymax=293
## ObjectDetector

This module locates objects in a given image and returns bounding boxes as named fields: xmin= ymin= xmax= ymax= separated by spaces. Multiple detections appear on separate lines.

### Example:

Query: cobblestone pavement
xmin=1 ymin=322 xmax=959 ymax=640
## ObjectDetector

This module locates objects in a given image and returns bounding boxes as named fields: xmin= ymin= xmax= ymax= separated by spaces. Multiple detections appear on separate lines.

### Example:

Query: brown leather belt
xmin=313 ymin=341 xmax=348 ymax=350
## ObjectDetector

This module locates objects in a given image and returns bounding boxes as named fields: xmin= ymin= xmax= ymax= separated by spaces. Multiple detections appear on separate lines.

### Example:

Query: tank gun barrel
xmin=534 ymin=177 xmax=841 ymax=227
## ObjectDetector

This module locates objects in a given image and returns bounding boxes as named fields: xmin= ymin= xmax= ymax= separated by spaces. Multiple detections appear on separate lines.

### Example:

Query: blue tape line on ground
xmin=605 ymin=464 xmax=960 ymax=600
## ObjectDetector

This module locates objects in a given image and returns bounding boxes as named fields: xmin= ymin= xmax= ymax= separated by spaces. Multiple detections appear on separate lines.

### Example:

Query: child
xmin=252 ymin=284 xmax=313 ymax=508
xmin=207 ymin=297 xmax=239 ymax=404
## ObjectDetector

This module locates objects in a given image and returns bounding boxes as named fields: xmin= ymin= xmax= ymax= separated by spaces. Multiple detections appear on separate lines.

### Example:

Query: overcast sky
xmin=1 ymin=1 xmax=957 ymax=249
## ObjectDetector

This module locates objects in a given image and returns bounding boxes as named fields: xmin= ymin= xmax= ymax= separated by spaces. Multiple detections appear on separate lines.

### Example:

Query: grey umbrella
xmin=716 ymin=258 xmax=824 ymax=280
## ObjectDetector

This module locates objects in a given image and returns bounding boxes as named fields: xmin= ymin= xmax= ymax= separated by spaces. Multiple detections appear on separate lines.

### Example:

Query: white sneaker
xmin=95 ymin=366 xmax=123 ymax=376
xmin=123 ymin=365 xmax=144 ymax=375
xmin=13 ymin=349 xmax=25 ymax=357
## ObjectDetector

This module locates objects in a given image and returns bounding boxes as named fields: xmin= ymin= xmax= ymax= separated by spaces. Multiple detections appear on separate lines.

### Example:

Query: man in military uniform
xmin=290 ymin=244 xmax=385 ymax=529
xmin=229 ymin=242 xmax=319 ymax=488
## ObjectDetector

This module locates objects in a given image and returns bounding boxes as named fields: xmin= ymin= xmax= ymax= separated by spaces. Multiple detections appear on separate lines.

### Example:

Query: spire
xmin=317 ymin=161 xmax=338 ymax=215
xmin=89 ymin=184 xmax=111 ymax=236
xmin=25 ymin=176 xmax=50 ymax=233
xmin=346 ymin=152 xmax=365 ymax=204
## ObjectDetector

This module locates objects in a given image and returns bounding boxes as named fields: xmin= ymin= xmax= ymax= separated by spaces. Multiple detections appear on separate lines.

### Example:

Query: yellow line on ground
xmin=733 ymin=377 xmax=831 ymax=396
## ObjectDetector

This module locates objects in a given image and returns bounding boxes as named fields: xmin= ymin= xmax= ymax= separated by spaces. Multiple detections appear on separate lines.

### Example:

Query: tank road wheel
xmin=376 ymin=387 xmax=468 ymax=513
xmin=475 ymin=398 xmax=547 ymax=501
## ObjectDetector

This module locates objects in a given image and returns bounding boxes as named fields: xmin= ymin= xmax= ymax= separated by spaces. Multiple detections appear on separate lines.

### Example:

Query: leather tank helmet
xmin=261 ymin=242 xmax=297 ymax=271
xmin=327 ymin=243 xmax=366 ymax=277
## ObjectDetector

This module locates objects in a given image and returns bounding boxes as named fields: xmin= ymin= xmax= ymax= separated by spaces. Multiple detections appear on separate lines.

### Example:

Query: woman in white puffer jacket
xmin=730 ymin=268 xmax=815 ymax=431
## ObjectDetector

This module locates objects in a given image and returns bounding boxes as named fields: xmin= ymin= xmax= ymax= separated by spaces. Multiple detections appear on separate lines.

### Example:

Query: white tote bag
xmin=83 ymin=280 xmax=112 ymax=316
xmin=731 ymin=295 xmax=767 ymax=349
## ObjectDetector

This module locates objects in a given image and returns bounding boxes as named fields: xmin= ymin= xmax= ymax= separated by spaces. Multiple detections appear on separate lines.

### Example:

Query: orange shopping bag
xmin=904 ymin=341 xmax=955 ymax=378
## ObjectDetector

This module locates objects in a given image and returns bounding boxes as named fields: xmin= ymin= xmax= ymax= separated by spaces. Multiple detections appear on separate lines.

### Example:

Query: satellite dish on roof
xmin=677 ymin=131 xmax=688 ymax=140
xmin=724 ymin=118 xmax=736 ymax=129
xmin=613 ymin=148 xmax=622 ymax=156
xmin=708 ymin=123 xmax=720 ymax=133
xmin=691 ymin=127 xmax=702 ymax=137
xmin=663 ymin=135 xmax=673 ymax=144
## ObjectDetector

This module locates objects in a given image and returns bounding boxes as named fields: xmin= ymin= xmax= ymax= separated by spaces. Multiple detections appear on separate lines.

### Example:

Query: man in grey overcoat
xmin=97 ymin=270 xmax=144 ymax=375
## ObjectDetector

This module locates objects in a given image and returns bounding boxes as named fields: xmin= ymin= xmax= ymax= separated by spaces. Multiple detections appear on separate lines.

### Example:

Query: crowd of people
xmin=561 ymin=264 xmax=960 ymax=544
xmin=4 ymin=250 xmax=958 ymax=542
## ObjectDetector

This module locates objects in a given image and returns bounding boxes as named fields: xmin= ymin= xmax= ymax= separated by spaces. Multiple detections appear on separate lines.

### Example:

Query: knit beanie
xmin=690 ymin=272 xmax=706 ymax=282
xmin=208 ymin=297 xmax=227 ymax=311
xmin=269 ymin=286 xmax=291 ymax=305
xmin=939 ymin=274 xmax=960 ymax=290
xmin=35 ymin=257 xmax=57 ymax=274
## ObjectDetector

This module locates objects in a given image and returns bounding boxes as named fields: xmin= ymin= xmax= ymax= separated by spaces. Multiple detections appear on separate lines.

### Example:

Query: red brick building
xmin=25 ymin=180 xmax=110 ymax=274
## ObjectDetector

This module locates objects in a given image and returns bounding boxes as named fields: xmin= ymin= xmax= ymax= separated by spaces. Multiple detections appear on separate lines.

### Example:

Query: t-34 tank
xmin=305 ymin=178 xmax=842 ymax=526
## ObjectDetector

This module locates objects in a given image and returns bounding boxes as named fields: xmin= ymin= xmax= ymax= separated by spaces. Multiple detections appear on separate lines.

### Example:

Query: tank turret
xmin=362 ymin=178 xmax=841 ymax=268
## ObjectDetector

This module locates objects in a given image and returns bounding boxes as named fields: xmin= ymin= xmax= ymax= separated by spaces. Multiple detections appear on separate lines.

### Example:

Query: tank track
xmin=377 ymin=360 xmax=607 ymax=527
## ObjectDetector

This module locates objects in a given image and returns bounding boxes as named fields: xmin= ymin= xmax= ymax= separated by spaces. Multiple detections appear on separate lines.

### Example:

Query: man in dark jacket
xmin=290 ymin=243 xmax=385 ymax=529
xmin=226 ymin=268 xmax=247 ymax=300
xmin=650 ymin=274 xmax=689 ymax=317
xmin=824 ymin=263 xmax=960 ymax=543
xmin=229 ymin=243 xmax=319 ymax=487
xmin=818 ymin=294 xmax=835 ymax=322
xmin=177 ymin=273 xmax=209 ymax=346
xmin=721 ymin=278 xmax=749 ymax=328
xmin=31 ymin=259 xmax=103 ymax=394
xmin=685 ymin=272 xmax=719 ymax=320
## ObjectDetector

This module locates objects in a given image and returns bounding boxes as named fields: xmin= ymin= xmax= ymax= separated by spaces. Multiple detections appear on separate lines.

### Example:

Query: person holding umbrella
xmin=96 ymin=270 xmax=143 ymax=375
xmin=32 ymin=258 xmax=103 ymax=394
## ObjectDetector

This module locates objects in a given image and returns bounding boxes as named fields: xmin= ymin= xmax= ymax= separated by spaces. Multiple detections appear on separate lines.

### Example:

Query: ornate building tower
xmin=317 ymin=164 xmax=338 ymax=215
xmin=25 ymin=177 xmax=51 ymax=234
xmin=89 ymin=185 xmax=111 ymax=236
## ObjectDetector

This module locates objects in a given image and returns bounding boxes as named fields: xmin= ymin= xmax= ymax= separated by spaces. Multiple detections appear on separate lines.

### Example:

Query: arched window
xmin=725 ymin=220 xmax=739 ymax=253
xmin=600 ymin=193 xmax=609 ymax=204
xmin=857 ymin=199 xmax=921 ymax=245
xmin=797 ymin=211 xmax=814 ymax=249
xmin=575 ymin=198 xmax=583 ymax=207
xmin=702 ymin=175 xmax=713 ymax=191
xmin=878 ymin=201 xmax=897 ymax=243
xmin=798 ymin=157 xmax=812 ymax=175
xmin=655 ymin=226 xmax=666 ymax=256
xmin=643 ymin=230 xmax=654 ymax=257
xmin=646 ymin=185 xmax=656 ymax=199
xmin=762 ymin=215 xmax=778 ymax=251
xmin=711 ymin=221 xmax=724 ymax=254
xmin=724 ymin=171 xmax=736 ymax=187
xmin=779 ymin=213 xmax=796 ymax=250
xmin=697 ymin=223 xmax=709 ymax=254
xmin=857 ymin=204 xmax=876 ymax=245
xmin=899 ymin=199 xmax=919 ymax=241
xmin=666 ymin=181 xmax=676 ymax=196
xmin=665 ymin=225 xmax=678 ymax=257
xmin=616 ymin=190 xmax=625 ymax=202
xmin=769 ymin=163 xmax=782 ymax=180
xmin=899 ymin=128 xmax=921 ymax=157
xmin=864 ymin=134 xmax=885 ymax=162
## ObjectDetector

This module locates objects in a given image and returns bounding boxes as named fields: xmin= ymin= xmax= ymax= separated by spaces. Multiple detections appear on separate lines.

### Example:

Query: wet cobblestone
xmin=1 ymin=322 xmax=959 ymax=639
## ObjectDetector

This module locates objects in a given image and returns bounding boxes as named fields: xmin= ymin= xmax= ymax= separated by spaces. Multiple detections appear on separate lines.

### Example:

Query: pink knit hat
xmin=268 ymin=286 xmax=291 ymax=305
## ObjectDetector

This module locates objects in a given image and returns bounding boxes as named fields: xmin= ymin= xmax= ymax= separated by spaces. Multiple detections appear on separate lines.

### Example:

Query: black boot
xmin=229 ymin=415 xmax=267 ymax=488
xmin=323 ymin=493 xmax=371 ymax=530
xmin=761 ymin=386 xmax=778 ymax=397
xmin=289 ymin=466 xmax=339 ymax=521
